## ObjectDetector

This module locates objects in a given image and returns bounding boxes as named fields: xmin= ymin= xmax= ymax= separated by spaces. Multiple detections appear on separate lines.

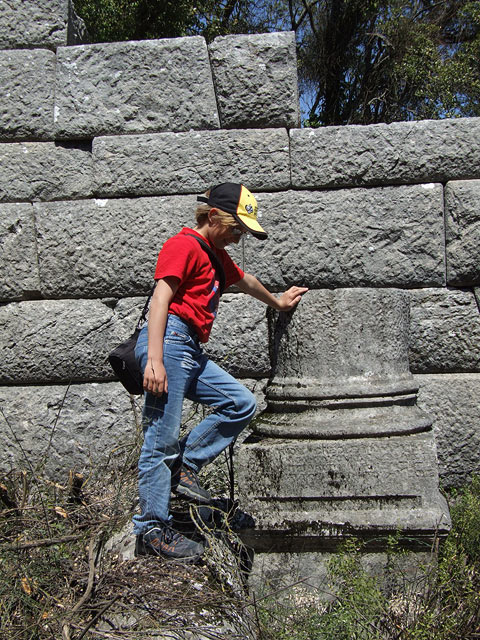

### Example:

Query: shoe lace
xmin=162 ymin=524 xmax=179 ymax=545
xmin=181 ymin=466 xmax=195 ymax=484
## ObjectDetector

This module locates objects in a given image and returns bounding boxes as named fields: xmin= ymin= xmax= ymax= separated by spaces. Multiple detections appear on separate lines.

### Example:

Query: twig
xmin=1 ymin=533 xmax=83 ymax=551
xmin=251 ymin=591 xmax=265 ymax=640
xmin=62 ymin=534 xmax=103 ymax=640
xmin=0 ymin=406 xmax=53 ymax=538
xmin=76 ymin=594 xmax=121 ymax=640
xmin=37 ymin=381 xmax=72 ymax=474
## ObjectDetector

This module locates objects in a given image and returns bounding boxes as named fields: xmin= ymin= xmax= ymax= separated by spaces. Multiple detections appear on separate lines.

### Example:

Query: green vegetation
xmin=257 ymin=476 xmax=480 ymax=639
xmin=73 ymin=1 xmax=480 ymax=125
xmin=2 ymin=421 xmax=480 ymax=639
xmin=0 ymin=450 xmax=248 ymax=638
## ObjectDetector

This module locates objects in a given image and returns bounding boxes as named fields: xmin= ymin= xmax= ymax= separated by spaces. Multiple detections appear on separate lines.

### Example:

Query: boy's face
xmin=209 ymin=220 xmax=246 ymax=249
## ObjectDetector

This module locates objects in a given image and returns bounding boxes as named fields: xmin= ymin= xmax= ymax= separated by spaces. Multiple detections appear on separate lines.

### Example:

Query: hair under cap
xmin=197 ymin=183 xmax=267 ymax=240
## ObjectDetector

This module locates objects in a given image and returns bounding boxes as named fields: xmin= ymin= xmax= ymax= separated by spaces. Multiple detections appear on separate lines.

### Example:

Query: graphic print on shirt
xmin=206 ymin=266 xmax=221 ymax=318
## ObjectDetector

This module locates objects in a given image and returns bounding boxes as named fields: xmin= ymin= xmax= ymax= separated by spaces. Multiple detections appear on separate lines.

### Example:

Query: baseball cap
xmin=197 ymin=182 xmax=267 ymax=240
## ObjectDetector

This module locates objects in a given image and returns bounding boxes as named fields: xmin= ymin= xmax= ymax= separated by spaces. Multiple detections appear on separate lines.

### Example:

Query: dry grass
xmin=0 ymin=449 xmax=256 ymax=640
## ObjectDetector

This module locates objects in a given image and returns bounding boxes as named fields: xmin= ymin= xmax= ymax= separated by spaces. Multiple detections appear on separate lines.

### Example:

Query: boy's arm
xmin=236 ymin=272 xmax=308 ymax=312
xmin=143 ymin=276 xmax=179 ymax=396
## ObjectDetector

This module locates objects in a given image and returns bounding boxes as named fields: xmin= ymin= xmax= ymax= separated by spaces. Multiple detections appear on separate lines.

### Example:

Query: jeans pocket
xmin=164 ymin=328 xmax=191 ymax=345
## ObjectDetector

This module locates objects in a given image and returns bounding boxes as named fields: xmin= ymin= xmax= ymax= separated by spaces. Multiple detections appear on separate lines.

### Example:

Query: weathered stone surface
xmin=209 ymin=32 xmax=300 ymax=129
xmin=0 ymin=49 xmax=55 ymax=141
xmin=0 ymin=0 xmax=86 ymax=49
xmin=0 ymin=141 xmax=93 ymax=202
xmin=93 ymin=129 xmax=290 ymax=197
xmin=34 ymin=193 xmax=287 ymax=301
xmin=237 ymin=431 xmax=449 ymax=541
xmin=267 ymin=288 xmax=413 ymax=402
xmin=291 ymin=117 xmax=480 ymax=188
xmin=0 ymin=383 xmax=140 ymax=477
xmin=55 ymin=38 xmax=219 ymax=139
xmin=34 ymin=196 xmax=194 ymax=298
xmin=0 ymin=293 xmax=269 ymax=384
xmin=34 ymin=194 xmax=254 ymax=298
xmin=206 ymin=295 xmax=270 ymax=378
xmin=415 ymin=373 xmax=480 ymax=488
xmin=0 ymin=299 xmax=117 ymax=384
xmin=409 ymin=288 xmax=480 ymax=373
xmin=241 ymin=185 xmax=445 ymax=289
xmin=445 ymin=180 xmax=480 ymax=286
xmin=0 ymin=203 xmax=41 ymax=300
xmin=0 ymin=378 xmax=267 ymax=478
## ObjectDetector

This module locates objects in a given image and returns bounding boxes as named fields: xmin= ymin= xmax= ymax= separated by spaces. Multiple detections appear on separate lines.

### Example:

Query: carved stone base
xmin=236 ymin=289 xmax=450 ymax=588
xmin=237 ymin=430 xmax=450 ymax=553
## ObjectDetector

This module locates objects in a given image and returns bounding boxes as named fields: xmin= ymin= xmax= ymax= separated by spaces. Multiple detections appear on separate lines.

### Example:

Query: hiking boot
xmin=135 ymin=523 xmax=204 ymax=562
xmin=172 ymin=465 xmax=211 ymax=504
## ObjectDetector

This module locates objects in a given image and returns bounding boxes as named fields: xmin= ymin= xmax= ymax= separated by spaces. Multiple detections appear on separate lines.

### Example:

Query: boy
xmin=134 ymin=182 xmax=307 ymax=561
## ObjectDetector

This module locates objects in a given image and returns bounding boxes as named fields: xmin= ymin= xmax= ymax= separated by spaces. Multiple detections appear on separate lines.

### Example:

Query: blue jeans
xmin=132 ymin=314 xmax=257 ymax=534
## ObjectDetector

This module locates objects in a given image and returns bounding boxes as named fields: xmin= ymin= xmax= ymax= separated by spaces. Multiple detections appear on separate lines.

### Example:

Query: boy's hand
xmin=143 ymin=359 xmax=168 ymax=396
xmin=276 ymin=286 xmax=309 ymax=311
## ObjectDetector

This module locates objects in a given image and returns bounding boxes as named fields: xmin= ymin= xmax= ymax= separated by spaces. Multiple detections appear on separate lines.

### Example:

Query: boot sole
xmin=135 ymin=538 xmax=203 ymax=564
xmin=173 ymin=485 xmax=212 ymax=504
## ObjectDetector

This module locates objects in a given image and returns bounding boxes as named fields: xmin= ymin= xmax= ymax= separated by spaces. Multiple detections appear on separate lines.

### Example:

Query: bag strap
xmin=185 ymin=233 xmax=226 ymax=295
xmin=137 ymin=233 xmax=226 ymax=330
xmin=136 ymin=281 xmax=157 ymax=330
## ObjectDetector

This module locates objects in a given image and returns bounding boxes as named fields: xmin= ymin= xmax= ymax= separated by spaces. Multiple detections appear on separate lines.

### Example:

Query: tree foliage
xmin=292 ymin=0 xmax=480 ymax=125
xmin=73 ymin=0 xmax=480 ymax=125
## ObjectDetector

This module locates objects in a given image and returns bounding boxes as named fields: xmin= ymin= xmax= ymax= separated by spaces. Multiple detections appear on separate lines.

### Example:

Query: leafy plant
xmin=257 ymin=476 xmax=480 ymax=640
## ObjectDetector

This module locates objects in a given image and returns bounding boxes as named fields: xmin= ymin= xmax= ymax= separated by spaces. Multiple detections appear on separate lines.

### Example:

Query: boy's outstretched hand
xmin=276 ymin=286 xmax=309 ymax=312
xmin=236 ymin=273 xmax=308 ymax=312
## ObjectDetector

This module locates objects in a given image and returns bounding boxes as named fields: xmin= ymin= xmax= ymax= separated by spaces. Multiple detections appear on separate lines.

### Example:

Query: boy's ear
xmin=208 ymin=208 xmax=218 ymax=223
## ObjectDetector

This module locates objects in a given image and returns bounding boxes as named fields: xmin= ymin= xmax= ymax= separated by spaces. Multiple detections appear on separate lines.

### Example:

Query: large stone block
xmin=0 ymin=383 xmax=141 ymax=477
xmin=415 ymin=373 xmax=480 ymax=488
xmin=0 ymin=299 xmax=117 ymax=384
xmin=409 ymin=288 xmax=480 ymax=373
xmin=0 ymin=293 xmax=269 ymax=384
xmin=0 ymin=49 xmax=55 ymax=141
xmin=445 ymin=180 xmax=480 ymax=286
xmin=0 ymin=0 xmax=86 ymax=49
xmin=240 ymin=185 xmax=445 ymax=289
xmin=0 ymin=377 xmax=267 ymax=479
xmin=209 ymin=32 xmax=300 ymax=129
xmin=0 ymin=203 xmax=41 ymax=300
xmin=114 ymin=294 xmax=270 ymax=380
xmin=34 ymin=196 xmax=193 ymax=298
xmin=93 ymin=129 xmax=290 ymax=197
xmin=54 ymin=38 xmax=220 ymax=139
xmin=0 ymin=141 xmax=93 ymax=202
xmin=206 ymin=294 xmax=270 ymax=379
xmin=291 ymin=117 xmax=480 ymax=188
xmin=238 ymin=431 xmax=449 ymax=542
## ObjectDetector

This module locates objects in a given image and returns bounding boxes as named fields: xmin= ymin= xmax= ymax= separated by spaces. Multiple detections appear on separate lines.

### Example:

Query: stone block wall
xmin=0 ymin=0 xmax=479 ymax=488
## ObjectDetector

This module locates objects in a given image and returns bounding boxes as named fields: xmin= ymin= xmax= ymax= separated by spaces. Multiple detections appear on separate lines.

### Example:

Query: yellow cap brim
xmin=235 ymin=212 xmax=268 ymax=239
xmin=235 ymin=185 xmax=268 ymax=239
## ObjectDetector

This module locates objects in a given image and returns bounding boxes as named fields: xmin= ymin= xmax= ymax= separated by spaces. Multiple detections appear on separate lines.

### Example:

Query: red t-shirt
xmin=154 ymin=228 xmax=244 ymax=343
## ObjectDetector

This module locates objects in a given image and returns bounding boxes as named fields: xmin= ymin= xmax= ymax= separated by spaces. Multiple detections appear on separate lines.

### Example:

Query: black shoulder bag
xmin=108 ymin=283 xmax=156 ymax=395
xmin=108 ymin=236 xmax=226 ymax=395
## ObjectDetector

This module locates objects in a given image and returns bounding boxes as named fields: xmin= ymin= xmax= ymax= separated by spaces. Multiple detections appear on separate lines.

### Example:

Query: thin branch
xmin=62 ymin=534 xmax=103 ymax=640
xmin=0 ymin=406 xmax=53 ymax=538
xmin=76 ymin=595 xmax=121 ymax=640
xmin=37 ymin=381 xmax=72 ymax=473
xmin=1 ymin=533 xmax=84 ymax=551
